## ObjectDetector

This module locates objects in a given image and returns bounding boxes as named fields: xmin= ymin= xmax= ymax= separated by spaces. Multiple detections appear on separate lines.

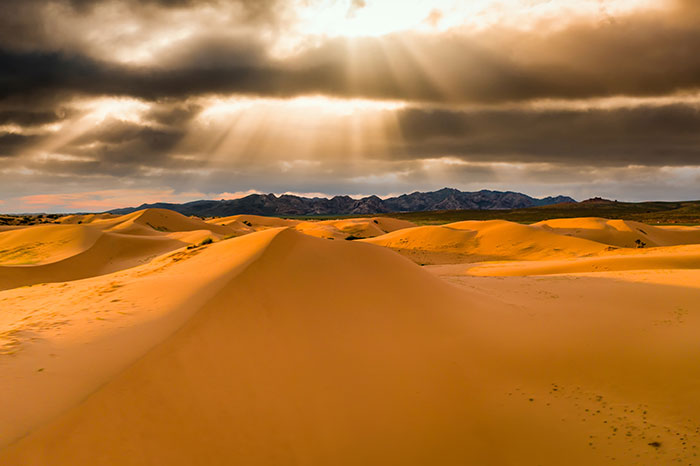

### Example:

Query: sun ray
xmin=178 ymin=95 xmax=408 ymax=180
xmin=27 ymin=97 xmax=150 ymax=161
xmin=393 ymin=34 xmax=458 ymax=101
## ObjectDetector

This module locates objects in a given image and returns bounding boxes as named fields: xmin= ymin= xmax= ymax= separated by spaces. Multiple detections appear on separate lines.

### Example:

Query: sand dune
xmin=0 ymin=230 xmax=186 ymax=290
xmin=56 ymin=213 xmax=118 ymax=225
xmin=207 ymin=214 xmax=299 ymax=230
xmin=469 ymin=244 xmax=700 ymax=276
xmin=0 ymin=210 xmax=410 ymax=292
xmin=0 ymin=224 xmax=102 ymax=265
xmin=294 ymin=217 xmax=416 ymax=240
xmin=0 ymin=209 xmax=238 ymax=290
xmin=1 ymin=215 xmax=700 ymax=464
xmin=363 ymin=219 xmax=609 ymax=264
xmin=0 ymin=228 xmax=283 ymax=447
xmin=534 ymin=217 xmax=700 ymax=248
xmin=207 ymin=214 xmax=415 ymax=240
xmin=94 ymin=208 xmax=234 ymax=237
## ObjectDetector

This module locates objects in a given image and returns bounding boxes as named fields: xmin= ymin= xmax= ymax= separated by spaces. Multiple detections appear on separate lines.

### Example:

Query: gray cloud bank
xmin=1 ymin=1 xmax=700 ymax=104
xmin=1 ymin=0 xmax=700 ymax=210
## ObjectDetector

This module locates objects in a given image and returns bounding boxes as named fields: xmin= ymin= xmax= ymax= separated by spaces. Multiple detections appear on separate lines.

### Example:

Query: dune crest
xmin=95 ymin=208 xmax=234 ymax=236
xmin=208 ymin=214 xmax=416 ymax=240
xmin=208 ymin=214 xmax=299 ymax=230
xmin=294 ymin=217 xmax=416 ymax=240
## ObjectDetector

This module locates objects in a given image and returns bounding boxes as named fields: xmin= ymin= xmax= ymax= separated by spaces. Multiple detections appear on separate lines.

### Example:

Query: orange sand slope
xmin=361 ymin=219 xmax=610 ymax=264
xmin=2 ymin=215 xmax=700 ymax=464
xmin=0 ymin=224 xmax=102 ymax=265
xmin=55 ymin=213 xmax=117 ymax=224
xmin=534 ymin=217 xmax=700 ymax=248
xmin=92 ymin=208 xmax=234 ymax=236
xmin=0 ymin=209 xmax=415 ymax=291
xmin=468 ymin=244 xmax=700 ymax=276
xmin=208 ymin=214 xmax=416 ymax=240
xmin=0 ymin=209 xmax=235 ymax=290
xmin=363 ymin=218 xmax=700 ymax=272
xmin=1 ymin=225 xmax=700 ymax=465
xmin=207 ymin=213 xmax=299 ymax=230
xmin=294 ymin=217 xmax=416 ymax=240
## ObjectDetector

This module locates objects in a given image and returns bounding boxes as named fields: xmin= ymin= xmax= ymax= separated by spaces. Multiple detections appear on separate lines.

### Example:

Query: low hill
xmin=379 ymin=199 xmax=700 ymax=225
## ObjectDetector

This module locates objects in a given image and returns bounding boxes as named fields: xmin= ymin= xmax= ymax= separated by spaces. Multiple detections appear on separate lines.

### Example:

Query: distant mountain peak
xmin=107 ymin=189 xmax=576 ymax=217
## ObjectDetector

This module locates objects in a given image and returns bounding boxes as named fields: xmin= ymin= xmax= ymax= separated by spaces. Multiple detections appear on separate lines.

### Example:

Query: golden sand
xmin=1 ymin=211 xmax=699 ymax=464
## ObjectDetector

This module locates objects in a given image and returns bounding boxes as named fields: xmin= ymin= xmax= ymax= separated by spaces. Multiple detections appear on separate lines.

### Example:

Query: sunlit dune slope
xmin=362 ymin=219 xmax=609 ymax=264
xmin=0 ymin=226 xmax=29 ymax=232
xmin=0 ymin=209 xmax=245 ymax=290
xmin=94 ymin=208 xmax=234 ymax=236
xmin=56 ymin=213 xmax=117 ymax=224
xmin=0 ymin=225 xmax=102 ymax=265
xmin=206 ymin=215 xmax=415 ymax=240
xmin=0 ymin=228 xmax=484 ymax=465
xmin=0 ymin=230 xmax=186 ymax=290
xmin=3 ymin=213 xmax=697 ymax=288
xmin=0 ymin=209 xmax=419 ymax=293
xmin=294 ymin=217 xmax=416 ymax=240
xmin=2 ymin=227 xmax=700 ymax=465
xmin=0 ymin=228 xmax=284 ymax=446
xmin=207 ymin=214 xmax=299 ymax=230
xmin=534 ymin=218 xmax=700 ymax=248
xmin=468 ymin=244 xmax=700 ymax=276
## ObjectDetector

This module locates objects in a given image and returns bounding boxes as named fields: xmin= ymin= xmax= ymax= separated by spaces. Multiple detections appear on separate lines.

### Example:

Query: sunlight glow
xmin=291 ymin=0 xmax=659 ymax=39
xmin=0 ymin=124 xmax=25 ymax=134
xmin=24 ymin=98 xmax=151 ymax=162
xmin=294 ymin=0 xmax=456 ymax=38
xmin=82 ymin=97 xmax=150 ymax=124
xmin=189 ymin=95 xmax=405 ymax=166
xmin=35 ymin=0 xmax=663 ymax=65
xmin=200 ymin=95 xmax=406 ymax=120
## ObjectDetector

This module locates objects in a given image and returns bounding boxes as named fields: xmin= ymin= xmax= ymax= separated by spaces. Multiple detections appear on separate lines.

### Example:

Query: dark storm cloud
xmin=394 ymin=103 xmax=700 ymax=166
xmin=3 ymin=0 xmax=700 ymax=210
xmin=0 ymin=133 xmax=38 ymax=157
xmin=28 ymin=101 xmax=700 ymax=177
xmin=3 ymin=1 xmax=700 ymax=105
xmin=0 ymin=109 xmax=70 ymax=127
xmin=0 ymin=50 xmax=118 ymax=101
xmin=0 ymin=47 xmax=301 ymax=103
xmin=0 ymin=0 xmax=282 ymax=51
xmin=142 ymin=101 xmax=204 ymax=127
xmin=64 ymin=120 xmax=190 ymax=172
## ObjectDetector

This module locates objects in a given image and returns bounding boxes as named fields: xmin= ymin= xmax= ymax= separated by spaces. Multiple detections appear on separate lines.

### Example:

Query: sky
xmin=1 ymin=0 xmax=700 ymax=212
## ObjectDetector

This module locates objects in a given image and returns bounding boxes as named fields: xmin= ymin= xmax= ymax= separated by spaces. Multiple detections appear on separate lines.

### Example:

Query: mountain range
xmin=107 ymin=188 xmax=575 ymax=217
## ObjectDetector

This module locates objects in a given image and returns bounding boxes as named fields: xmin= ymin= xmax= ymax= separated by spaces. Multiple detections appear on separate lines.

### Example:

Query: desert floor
xmin=1 ymin=209 xmax=699 ymax=465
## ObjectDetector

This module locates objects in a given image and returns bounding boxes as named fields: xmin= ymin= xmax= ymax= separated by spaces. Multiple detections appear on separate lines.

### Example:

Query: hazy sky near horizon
xmin=2 ymin=0 xmax=700 ymax=212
